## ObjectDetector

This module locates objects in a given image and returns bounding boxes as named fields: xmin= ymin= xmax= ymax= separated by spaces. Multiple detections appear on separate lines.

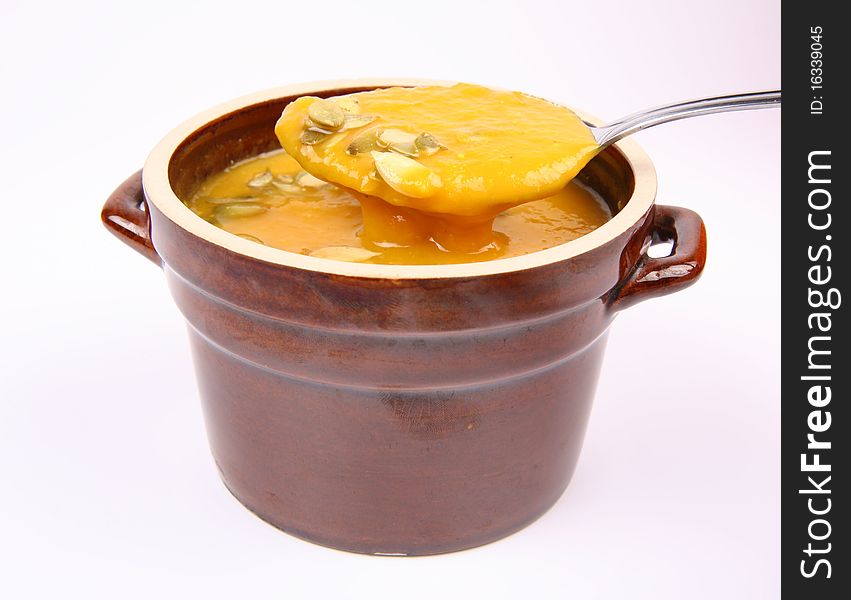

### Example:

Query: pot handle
xmin=608 ymin=205 xmax=707 ymax=311
xmin=101 ymin=170 xmax=162 ymax=267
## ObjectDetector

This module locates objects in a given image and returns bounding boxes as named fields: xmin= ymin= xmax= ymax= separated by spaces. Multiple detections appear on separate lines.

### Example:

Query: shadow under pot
xmin=102 ymin=80 xmax=707 ymax=556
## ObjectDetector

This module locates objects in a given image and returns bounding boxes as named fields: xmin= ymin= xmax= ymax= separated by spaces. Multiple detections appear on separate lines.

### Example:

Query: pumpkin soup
xmin=274 ymin=83 xmax=600 ymax=218
xmin=186 ymin=149 xmax=611 ymax=265
xmin=185 ymin=83 xmax=611 ymax=265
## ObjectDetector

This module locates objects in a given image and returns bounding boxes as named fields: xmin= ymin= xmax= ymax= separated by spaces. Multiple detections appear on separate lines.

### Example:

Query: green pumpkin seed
xmin=301 ymin=129 xmax=328 ymax=145
xmin=371 ymin=151 xmax=440 ymax=198
xmin=414 ymin=132 xmax=444 ymax=156
xmin=307 ymin=99 xmax=346 ymax=130
xmin=236 ymin=233 xmax=265 ymax=245
xmin=346 ymin=129 xmax=380 ymax=155
xmin=305 ymin=123 xmax=335 ymax=134
xmin=376 ymin=129 xmax=419 ymax=156
xmin=310 ymin=246 xmax=381 ymax=262
xmin=247 ymin=170 xmax=273 ymax=188
xmin=338 ymin=114 xmax=377 ymax=131
xmin=215 ymin=204 xmax=267 ymax=219
xmin=271 ymin=174 xmax=298 ymax=191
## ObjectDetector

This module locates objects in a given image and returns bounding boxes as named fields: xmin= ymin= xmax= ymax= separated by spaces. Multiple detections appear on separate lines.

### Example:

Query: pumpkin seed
xmin=296 ymin=172 xmax=328 ymax=188
xmin=205 ymin=196 xmax=263 ymax=205
xmin=236 ymin=233 xmax=265 ymax=245
xmin=338 ymin=114 xmax=376 ymax=131
xmin=414 ymin=132 xmax=444 ymax=156
xmin=346 ymin=129 xmax=380 ymax=155
xmin=272 ymin=173 xmax=301 ymax=193
xmin=215 ymin=204 xmax=267 ymax=219
xmin=334 ymin=96 xmax=361 ymax=114
xmin=301 ymin=129 xmax=328 ymax=145
xmin=307 ymin=99 xmax=346 ymax=130
xmin=305 ymin=123 xmax=335 ymax=134
xmin=370 ymin=151 xmax=441 ymax=198
xmin=377 ymin=129 xmax=419 ymax=157
xmin=247 ymin=170 xmax=273 ymax=188
xmin=310 ymin=246 xmax=381 ymax=262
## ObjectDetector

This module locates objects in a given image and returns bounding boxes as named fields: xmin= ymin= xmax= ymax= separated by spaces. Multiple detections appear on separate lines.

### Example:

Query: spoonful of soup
xmin=276 ymin=83 xmax=599 ymax=219
xmin=275 ymin=84 xmax=780 ymax=222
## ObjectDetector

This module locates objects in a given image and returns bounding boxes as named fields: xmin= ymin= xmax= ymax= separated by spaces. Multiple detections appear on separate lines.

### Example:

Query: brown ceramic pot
xmin=102 ymin=80 xmax=707 ymax=556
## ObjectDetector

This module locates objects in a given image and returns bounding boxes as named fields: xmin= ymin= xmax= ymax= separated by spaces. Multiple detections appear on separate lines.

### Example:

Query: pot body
xmin=159 ymin=217 xmax=629 ymax=555
xmin=102 ymin=83 xmax=707 ymax=555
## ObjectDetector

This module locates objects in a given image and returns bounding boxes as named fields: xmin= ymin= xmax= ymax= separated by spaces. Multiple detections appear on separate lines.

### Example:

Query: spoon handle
xmin=590 ymin=90 xmax=781 ymax=147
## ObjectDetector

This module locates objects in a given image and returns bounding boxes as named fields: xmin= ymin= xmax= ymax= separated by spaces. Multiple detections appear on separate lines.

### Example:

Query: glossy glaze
xmin=102 ymin=82 xmax=707 ymax=555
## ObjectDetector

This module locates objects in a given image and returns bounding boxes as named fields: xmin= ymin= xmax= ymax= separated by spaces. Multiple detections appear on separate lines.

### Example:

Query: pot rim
xmin=142 ymin=78 xmax=657 ymax=280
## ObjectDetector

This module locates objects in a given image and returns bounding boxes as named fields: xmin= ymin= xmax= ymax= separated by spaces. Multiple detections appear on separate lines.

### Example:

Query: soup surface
xmin=186 ymin=150 xmax=612 ymax=265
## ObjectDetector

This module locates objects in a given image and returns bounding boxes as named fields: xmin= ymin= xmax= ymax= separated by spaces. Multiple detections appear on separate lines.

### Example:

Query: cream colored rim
xmin=143 ymin=78 xmax=657 ymax=280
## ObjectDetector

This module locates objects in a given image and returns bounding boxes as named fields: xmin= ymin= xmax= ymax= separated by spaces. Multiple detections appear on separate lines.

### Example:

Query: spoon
xmin=587 ymin=91 xmax=781 ymax=148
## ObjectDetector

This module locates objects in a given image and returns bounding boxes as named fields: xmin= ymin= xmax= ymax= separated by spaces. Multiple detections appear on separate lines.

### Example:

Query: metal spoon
xmin=587 ymin=91 xmax=781 ymax=148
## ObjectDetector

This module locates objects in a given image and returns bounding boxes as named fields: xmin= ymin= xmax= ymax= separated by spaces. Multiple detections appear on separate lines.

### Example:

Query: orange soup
xmin=186 ymin=149 xmax=611 ymax=265
xmin=185 ymin=83 xmax=610 ymax=265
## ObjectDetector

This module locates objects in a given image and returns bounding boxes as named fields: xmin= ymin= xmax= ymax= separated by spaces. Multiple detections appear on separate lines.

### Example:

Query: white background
xmin=0 ymin=1 xmax=779 ymax=598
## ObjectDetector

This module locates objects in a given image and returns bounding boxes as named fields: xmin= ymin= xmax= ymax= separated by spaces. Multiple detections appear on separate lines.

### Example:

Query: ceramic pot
xmin=102 ymin=80 xmax=706 ymax=555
